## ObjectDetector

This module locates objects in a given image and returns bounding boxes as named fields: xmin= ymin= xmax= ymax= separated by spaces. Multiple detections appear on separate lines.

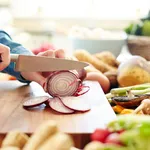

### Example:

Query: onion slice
xmin=23 ymin=96 xmax=49 ymax=108
xmin=47 ymin=71 xmax=80 ymax=97
xmin=60 ymin=96 xmax=91 ymax=112
xmin=49 ymin=97 xmax=75 ymax=114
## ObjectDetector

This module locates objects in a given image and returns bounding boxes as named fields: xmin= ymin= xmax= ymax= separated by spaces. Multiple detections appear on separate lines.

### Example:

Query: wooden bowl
xmin=127 ymin=35 xmax=150 ymax=60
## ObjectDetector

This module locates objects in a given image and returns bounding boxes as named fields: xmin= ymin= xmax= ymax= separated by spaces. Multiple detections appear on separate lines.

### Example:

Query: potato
xmin=74 ymin=49 xmax=116 ymax=73
xmin=84 ymin=65 xmax=100 ymax=73
xmin=117 ymin=56 xmax=150 ymax=87
xmin=94 ymin=51 xmax=120 ymax=67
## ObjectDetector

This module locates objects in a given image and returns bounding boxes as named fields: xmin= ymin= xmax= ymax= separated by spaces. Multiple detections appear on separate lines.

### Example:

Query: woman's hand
xmin=21 ymin=49 xmax=65 ymax=91
xmin=0 ymin=44 xmax=10 ymax=71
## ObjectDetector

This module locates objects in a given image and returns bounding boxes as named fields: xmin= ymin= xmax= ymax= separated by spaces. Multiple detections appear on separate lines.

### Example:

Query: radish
xmin=105 ymin=133 xmax=123 ymax=146
xmin=60 ymin=96 xmax=91 ymax=112
xmin=23 ymin=96 xmax=50 ymax=108
xmin=91 ymin=129 xmax=111 ymax=143
xmin=49 ymin=97 xmax=75 ymax=114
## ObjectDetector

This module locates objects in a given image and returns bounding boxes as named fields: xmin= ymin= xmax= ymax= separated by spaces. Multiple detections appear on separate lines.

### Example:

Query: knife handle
xmin=0 ymin=54 xmax=18 ymax=63
xmin=10 ymin=54 xmax=19 ymax=62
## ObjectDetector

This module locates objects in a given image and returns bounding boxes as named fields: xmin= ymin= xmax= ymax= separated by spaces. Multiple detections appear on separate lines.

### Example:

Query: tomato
xmin=91 ymin=129 xmax=111 ymax=143
xmin=105 ymin=133 xmax=122 ymax=146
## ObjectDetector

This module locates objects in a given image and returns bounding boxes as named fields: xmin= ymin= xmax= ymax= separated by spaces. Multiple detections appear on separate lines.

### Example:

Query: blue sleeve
xmin=0 ymin=30 xmax=33 ymax=84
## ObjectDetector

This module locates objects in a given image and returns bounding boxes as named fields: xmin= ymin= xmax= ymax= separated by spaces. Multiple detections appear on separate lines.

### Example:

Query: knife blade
xmin=10 ymin=54 xmax=88 ymax=72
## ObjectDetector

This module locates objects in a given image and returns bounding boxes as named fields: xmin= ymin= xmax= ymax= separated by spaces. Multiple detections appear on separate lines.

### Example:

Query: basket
xmin=127 ymin=36 xmax=150 ymax=60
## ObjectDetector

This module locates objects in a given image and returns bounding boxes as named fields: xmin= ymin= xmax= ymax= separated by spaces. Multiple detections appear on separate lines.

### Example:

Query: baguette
xmin=1 ymin=131 xmax=28 ymax=149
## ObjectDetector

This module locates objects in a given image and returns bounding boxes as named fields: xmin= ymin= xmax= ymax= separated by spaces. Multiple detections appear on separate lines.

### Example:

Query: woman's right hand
xmin=0 ymin=44 xmax=10 ymax=71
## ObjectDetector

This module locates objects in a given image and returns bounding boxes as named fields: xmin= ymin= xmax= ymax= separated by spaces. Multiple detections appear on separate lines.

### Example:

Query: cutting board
xmin=0 ymin=80 xmax=116 ymax=148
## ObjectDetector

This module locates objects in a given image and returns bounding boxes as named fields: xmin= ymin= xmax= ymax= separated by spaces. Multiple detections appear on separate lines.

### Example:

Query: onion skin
xmin=85 ymin=72 xmax=110 ymax=93
xmin=76 ymin=69 xmax=87 ymax=81
xmin=117 ymin=56 xmax=150 ymax=87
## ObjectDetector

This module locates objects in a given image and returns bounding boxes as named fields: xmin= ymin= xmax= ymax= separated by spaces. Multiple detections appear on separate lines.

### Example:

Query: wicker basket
xmin=127 ymin=36 xmax=150 ymax=60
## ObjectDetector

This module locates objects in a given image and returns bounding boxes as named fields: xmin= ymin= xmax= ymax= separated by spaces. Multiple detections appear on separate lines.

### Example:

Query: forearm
xmin=0 ymin=30 xmax=33 ymax=84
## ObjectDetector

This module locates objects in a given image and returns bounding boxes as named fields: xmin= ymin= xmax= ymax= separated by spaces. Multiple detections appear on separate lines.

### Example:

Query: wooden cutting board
xmin=0 ymin=80 xmax=116 ymax=148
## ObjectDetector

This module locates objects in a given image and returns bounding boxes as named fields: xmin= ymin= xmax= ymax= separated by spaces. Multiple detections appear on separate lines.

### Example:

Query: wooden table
xmin=0 ymin=81 xmax=116 ymax=148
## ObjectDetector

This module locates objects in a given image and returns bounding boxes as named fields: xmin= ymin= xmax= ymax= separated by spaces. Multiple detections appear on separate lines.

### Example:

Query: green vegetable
xmin=107 ymin=115 xmax=150 ymax=150
xmin=130 ymin=23 xmax=143 ymax=36
xmin=100 ymin=145 xmax=127 ymax=150
xmin=130 ymin=88 xmax=150 ymax=95
xmin=84 ymin=115 xmax=150 ymax=150
xmin=110 ymin=83 xmax=150 ymax=95
xmin=142 ymin=20 xmax=150 ymax=36
xmin=106 ymin=93 xmax=113 ymax=99
xmin=108 ymin=115 xmax=150 ymax=131
xmin=120 ymin=129 xmax=150 ymax=150
xmin=125 ymin=23 xmax=134 ymax=34
xmin=124 ymin=22 xmax=143 ymax=36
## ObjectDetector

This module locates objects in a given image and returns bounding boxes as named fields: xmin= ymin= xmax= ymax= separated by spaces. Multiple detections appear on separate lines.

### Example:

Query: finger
xmin=54 ymin=49 xmax=65 ymax=58
xmin=38 ymin=50 xmax=55 ymax=57
xmin=21 ymin=72 xmax=46 ymax=89
xmin=0 ymin=44 xmax=10 ymax=71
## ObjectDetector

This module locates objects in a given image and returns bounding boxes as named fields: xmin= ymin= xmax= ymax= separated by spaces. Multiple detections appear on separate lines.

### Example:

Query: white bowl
xmin=69 ymin=31 xmax=127 ymax=56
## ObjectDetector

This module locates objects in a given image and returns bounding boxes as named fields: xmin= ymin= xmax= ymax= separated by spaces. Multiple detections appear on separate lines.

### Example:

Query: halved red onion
xmin=60 ymin=96 xmax=91 ymax=112
xmin=23 ymin=96 xmax=49 ymax=108
xmin=46 ymin=71 xmax=80 ymax=97
xmin=49 ymin=97 xmax=74 ymax=114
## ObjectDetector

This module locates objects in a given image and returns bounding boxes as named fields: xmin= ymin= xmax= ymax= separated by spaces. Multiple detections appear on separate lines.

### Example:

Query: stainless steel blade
xmin=15 ymin=55 xmax=89 ymax=72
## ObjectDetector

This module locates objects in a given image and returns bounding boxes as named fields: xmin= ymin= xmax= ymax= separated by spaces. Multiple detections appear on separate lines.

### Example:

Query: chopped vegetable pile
xmin=84 ymin=115 xmax=150 ymax=150
xmin=106 ymin=83 xmax=150 ymax=115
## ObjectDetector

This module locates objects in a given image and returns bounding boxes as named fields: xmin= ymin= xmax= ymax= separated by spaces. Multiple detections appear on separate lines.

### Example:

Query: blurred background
xmin=0 ymin=0 xmax=150 ymax=55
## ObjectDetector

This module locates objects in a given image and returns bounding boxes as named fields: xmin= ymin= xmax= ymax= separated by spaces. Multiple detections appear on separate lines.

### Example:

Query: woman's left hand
xmin=21 ymin=49 xmax=65 ymax=92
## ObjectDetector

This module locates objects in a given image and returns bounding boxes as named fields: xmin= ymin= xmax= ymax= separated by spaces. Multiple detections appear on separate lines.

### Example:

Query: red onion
xmin=46 ymin=70 xmax=80 ymax=97
xmin=76 ymin=69 xmax=87 ymax=81
xmin=23 ymin=96 xmax=50 ymax=108
xmin=45 ymin=70 xmax=89 ymax=97
xmin=60 ymin=96 xmax=91 ymax=112
xmin=49 ymin=97 xmax=75 ymax=114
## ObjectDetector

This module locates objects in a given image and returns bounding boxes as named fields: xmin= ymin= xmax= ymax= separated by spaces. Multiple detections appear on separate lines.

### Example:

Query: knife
xmin=0 ymin=54 xmax=88 ymax=72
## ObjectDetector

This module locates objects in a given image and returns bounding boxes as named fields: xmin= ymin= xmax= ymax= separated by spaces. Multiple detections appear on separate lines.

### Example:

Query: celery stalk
xmin=131 ymin=88 xmax=150 ymax=95
xmin=110 ymin=83 xmax=150 ymax=95
xmin=105 ymin=93 xmax=113 ymax=99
